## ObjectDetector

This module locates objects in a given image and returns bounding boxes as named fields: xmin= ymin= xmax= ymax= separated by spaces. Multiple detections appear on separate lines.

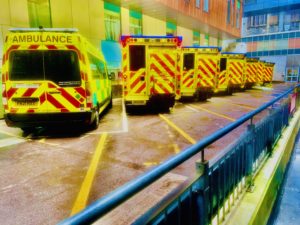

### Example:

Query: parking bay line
xmin=71 ymin=132 xmax=108 ymax=215
xmin=159 ymin=114 xmax=196 ymax=145
xmin=188 ymin=104 xmax=236 ymax=122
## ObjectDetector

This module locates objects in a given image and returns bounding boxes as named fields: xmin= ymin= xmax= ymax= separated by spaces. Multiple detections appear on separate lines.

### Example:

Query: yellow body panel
xmin=1 ymin=28 xmax=112 ymax=128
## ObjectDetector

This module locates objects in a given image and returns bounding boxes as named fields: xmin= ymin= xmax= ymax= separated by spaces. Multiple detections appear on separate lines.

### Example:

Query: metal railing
xmin=59 ymin=84 xmax=300 ymax=225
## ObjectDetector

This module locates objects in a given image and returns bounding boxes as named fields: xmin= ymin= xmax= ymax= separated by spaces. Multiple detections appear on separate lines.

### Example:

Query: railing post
xmin=267 ymin=108 xmax=275 ymax=156
xmin=246 ymin=122 xmax=255 ymax=192
xmin=194 ymin=159 xmax=210 ymax=225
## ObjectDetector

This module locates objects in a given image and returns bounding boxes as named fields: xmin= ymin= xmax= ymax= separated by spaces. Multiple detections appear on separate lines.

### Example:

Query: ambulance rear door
xmin=148 ymin=46 xmax=177 ymax=96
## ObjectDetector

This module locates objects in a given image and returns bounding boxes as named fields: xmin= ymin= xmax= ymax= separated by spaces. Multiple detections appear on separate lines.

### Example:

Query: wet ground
xmin=0 ymin=83 xmax=294 ymax=225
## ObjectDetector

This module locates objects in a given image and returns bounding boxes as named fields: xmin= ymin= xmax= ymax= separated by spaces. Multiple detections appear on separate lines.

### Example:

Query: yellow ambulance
xmin=256 ymin=60 xmax=265 ymax=86
xmin=1 ymin=28 xmax=112 ymax=131
xmin=179 ymin=46 xmax=221 ymax=101
xmin=263 ymin=62 xmax=275 ymax=84
xmin=217 ymin=53 xmax=245 ymax=94
xmin=120 ymin=35 xmax=182 ymax=111
xmin=244 ymin=57 xmax=259 ymax=88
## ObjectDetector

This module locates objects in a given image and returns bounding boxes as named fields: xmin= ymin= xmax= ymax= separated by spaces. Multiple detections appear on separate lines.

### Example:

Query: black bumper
xmin=4 ymin=112 xmax=93 ymax=128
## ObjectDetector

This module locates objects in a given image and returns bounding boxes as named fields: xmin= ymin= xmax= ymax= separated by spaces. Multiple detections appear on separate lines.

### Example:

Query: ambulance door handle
xmin=140 ymin=76 xmax=145 ymax=81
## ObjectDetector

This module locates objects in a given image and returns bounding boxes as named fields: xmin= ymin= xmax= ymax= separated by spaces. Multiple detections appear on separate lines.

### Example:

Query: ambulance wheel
xmin=21 ymin=127 xmax=35 ymax=133
xmin=108 ymin=95 xmax=113 ymax=109
xmin=91 ymin=110 xmax=99 ymax=130
xmin=226 ymin=86 xmax=233 ymax=95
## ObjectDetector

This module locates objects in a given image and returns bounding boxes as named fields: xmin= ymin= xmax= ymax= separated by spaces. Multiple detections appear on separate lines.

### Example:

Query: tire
xmin=108 ymin=95 xmax=113 ymax=109
xmin=21 ymin=127 xmax=35 ymax=133
xmin=90 ymin=110 xmax=99 ymax=130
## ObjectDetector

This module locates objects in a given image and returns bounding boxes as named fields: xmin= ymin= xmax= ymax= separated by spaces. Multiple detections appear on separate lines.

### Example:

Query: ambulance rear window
xmin=129 ymin=45 xmax=145 ymax=71
xmin=183 ymin=53 xmax=194 ymax=70
xmin=220 ymin=58 xmax=227 ymax=72
xmin=9 ymin=50 xmax=81 ymax=86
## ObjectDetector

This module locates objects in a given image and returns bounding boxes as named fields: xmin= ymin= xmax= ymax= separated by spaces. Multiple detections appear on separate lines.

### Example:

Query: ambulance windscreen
xmin=9 ymin=50 xmax=81 ymax=86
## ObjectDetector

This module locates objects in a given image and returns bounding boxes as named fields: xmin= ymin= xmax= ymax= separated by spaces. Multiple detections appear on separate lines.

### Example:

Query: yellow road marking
xmin=0 ymin=130 xmax=20 ymax=138
xmin=71 ymin=132 xmax=108 ymax=215
xmin=143 ymin=162 xmax=159 ymax=167
xmin=159 ymin=114 xmax=196 ymax=144
xmin=189 ymin=104 xmax=236 ymax=122
xmin=173 ymin=144 xmax=180 ymax=154
xmin=231 ymin=103 xmax=256 ymax=110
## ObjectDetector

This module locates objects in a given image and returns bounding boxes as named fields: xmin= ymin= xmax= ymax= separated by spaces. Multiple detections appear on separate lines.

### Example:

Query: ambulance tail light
xmin=2 ymin=84 xmax=8 ymax=110
xmin=175 ymin=37 xmax=183 ymax=47
xmin=120 ymin=36 xmax=130 ymax=47
xmin=85 ymin=82 xmax=93 ymax=108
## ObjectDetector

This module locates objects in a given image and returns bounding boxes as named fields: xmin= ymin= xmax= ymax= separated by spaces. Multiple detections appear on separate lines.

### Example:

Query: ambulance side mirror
xmin=109 ymin=72 xmax=115 ymax=80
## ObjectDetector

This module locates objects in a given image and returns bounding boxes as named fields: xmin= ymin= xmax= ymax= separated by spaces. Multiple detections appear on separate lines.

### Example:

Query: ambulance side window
xmin=183 ymin=53 xmax=194 ymax=70
xmin=129 ymin=45 xmax=145 ymax=71
xmin=220 ymin=58 xmax=227 ymax=72
xmin=98 ymin=61 xmax=107 ymax=80
xmin=88 ymin=54 xmax=102 ymax=79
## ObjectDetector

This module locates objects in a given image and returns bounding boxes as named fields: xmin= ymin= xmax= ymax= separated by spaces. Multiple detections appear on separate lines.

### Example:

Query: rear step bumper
xmin=4 ymin=111 xmax=93 ymax=128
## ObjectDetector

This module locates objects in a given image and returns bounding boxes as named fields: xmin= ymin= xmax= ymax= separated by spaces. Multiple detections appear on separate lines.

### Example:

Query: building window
xmin=268 ymin=13 xmax=279 ymax=33
xmin=284 ymin=9 xmax=300 ymax=31
xmin=104 ymin=2 xmax=120 ymax=41
xmin=27 ymin=0 xmax=52 ymax=28
xmin=246 ymin=14 xmax=267 ymax=35
xmin=203 ymin=0 xmax=209 ymax=12
xmin=130 ymin=10 xmax=142 ymax=35
xmin=236 ymin=0 xmax=241 ymax=28
xmin=166 ymin=22 xmax=177 ymax=36
xmin=193 ymin=31 xmax=200 ymax=46
xmin=204 ymin=34 xmax=209 ymax=46
xmin=196 ymin=0 xmax=200 ymax=8
xmin=227 ymin=0 xmax=231 ymax=24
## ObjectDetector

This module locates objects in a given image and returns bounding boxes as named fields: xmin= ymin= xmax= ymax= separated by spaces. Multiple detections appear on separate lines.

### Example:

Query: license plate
xmin=12 ymin=98 xmax=39 ymax=107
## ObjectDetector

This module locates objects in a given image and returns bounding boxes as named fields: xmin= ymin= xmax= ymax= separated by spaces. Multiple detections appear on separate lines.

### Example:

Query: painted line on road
xmin=231 ymin=103 xmax=256 ymax=110
xmin=159 ymin=114 xmax=196 ymax=144
xmin=0 ymin=137 xmax=26 ymax=148
xmin=71 ymin=132 xmax=108 ymax=215
xmin=188 ymin=104 xmax=236 ymax=122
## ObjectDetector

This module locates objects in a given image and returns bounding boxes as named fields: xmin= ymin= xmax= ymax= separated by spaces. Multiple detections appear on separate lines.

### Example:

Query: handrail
xmin=59 ymin=84 xmax=299 ymax=225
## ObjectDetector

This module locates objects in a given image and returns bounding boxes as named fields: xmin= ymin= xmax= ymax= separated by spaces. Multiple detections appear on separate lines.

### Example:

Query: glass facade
xmin=166 ymin=21 xmax=177 ymax=36
xmin=27 ymin=0 xmax=52 ymax=28
xmin=193 ymin=31 xmax=200 ymax=46
xmin=240 ymin=1 xmax=300 ymax=82
xmin=130 ymin=10 xmax=142 ymax=35
xmin=104 ymin=2 xmax=121 ymax=41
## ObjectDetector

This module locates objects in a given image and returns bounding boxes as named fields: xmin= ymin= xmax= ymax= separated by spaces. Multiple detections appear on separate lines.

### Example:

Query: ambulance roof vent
xmin=9 ymin=27 xmax=79 ymax=33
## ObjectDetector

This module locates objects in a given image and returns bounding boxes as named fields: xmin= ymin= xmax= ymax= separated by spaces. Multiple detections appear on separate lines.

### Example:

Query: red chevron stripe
xmin=28 ymin=45 xmax=39 ymax=50
xmin=130 ymin=76 xmax=141 ymax=90
xmin=40 ymin=93 xmax=46 ymax=104
xmin=123 ymin=53 xmax=127 ymax=61
xmin=46 ymin=93 xmax=66 ymax=109
xmin=5 ymin=45 xmax=20 ymax=61
xmin=6 ymin=88 xmax=17 ymax=99
xmin=186 ymin=80 xmax=194 ymax=88
xmin=22 ymin=88 xmax=36 ymax=97
xmin=164 ymin=53 xmax=175 ymax=67
xmin=152 ymin=54 xmax=175 ymax=77
xmin=74 ymin=87 xmax=86 ymax=98
xmin=156 ymin=82 xmax=170 ymax=94
xmin=136 ymin=83 xmax=146 ymax=94
xmin=46 ymin=45 xmax=58 ymax=50
xmin=199 ymin=59 xmax=215 ymax=75
xmin=58 ymin=88 xmax=81 ymax=108
xmin=208 ymin=59 xmax=217 ymax=68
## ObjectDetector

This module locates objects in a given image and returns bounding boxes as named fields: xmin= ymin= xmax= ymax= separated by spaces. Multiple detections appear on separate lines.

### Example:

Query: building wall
xmin=239 ymin=0 xmax=300 ymax=82
xmin=177 ymin=26 xmax=193 ymax=46
xmin=142 ymin=14 xmax=166 ymax=36
xmin=157 ymin=0 xmax=242 ymax=38
xmin=121 ymin=7 xmax=130 ymax=35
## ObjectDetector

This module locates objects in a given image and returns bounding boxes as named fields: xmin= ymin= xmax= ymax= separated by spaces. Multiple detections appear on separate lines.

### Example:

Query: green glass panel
xmin=104 ymin=2 xmax=120 ymax=13
xmin=130 ymin=10 xmax=142 ymax=19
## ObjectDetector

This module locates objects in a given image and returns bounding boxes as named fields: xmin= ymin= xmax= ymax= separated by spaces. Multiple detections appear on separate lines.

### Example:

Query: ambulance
xmin=120 ymin=35 xmax=182 ymax=111
xmin=263 ymin=62 xmax=275 ymax=84
xmin=1 ymin=28 xmax=112 ymax=131
xmin=218 ymin=53 xmax=245 ymax=94
xmin=256 ymin=60 xmax=265 ymax=86
xmin=179 ymin=46 xmax=221 ymax=101
xmin=244 ymin=57 xmax=259 ymax=88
